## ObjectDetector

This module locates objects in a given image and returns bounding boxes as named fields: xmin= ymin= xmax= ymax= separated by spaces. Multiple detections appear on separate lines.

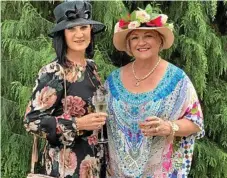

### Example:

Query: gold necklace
xmin=132 ymin=57 xmax=161 ymax=87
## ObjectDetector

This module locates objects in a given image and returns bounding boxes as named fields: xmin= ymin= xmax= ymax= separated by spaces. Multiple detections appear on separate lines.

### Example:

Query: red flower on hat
xmin=119 ymin=19 xmax=130 ymax=28
xmin=146 ymin=16 xmax=163 ymax=27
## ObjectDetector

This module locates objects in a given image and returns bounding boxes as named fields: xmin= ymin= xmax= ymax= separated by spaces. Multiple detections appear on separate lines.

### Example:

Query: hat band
xmin=57 ymin=9 xmax=91 ymax=23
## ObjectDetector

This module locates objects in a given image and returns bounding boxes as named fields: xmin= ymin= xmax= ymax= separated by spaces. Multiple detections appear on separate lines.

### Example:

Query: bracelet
xmin=72 ymin=117 xmax=80 ymax=136
xmin=167 ymin=121 xmax=179 ymax=143
xmin=166 ymin=121 xmax=174 ymax=143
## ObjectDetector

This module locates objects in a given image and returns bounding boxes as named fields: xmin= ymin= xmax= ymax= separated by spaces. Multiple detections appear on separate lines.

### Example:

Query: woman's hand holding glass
xmin=76 ymin=112 xmax=107 ymax=131
xmin=140 ymin=116 xmax=172 ymax=137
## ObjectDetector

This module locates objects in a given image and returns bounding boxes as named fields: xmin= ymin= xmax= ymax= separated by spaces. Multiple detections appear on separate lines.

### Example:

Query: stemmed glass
xmin=92 ymin=86 xmax=108 ymax=143
xmin=92 ymin=86 xmax=108 ymax=177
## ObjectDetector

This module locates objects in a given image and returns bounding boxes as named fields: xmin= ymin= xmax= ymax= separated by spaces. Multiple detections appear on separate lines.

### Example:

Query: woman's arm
xmin=142 ymin=76 xmax=204 ymax=139
xmin=24 ymin=64 xmax=75 ymax=145
xmin=24 ymin=63 xmax=107 ymax=145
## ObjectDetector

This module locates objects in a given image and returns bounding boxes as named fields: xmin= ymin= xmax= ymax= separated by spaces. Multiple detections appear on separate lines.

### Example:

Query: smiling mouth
xmin=137 ymin=48 xmax=150 ymax=52
xmin=74 ymin=40 xmax=85 ymax=43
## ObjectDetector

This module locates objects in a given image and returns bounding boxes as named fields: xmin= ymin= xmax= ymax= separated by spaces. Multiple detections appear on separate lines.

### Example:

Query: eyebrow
xmin=130 ymin=32 xmax=155 ymax=36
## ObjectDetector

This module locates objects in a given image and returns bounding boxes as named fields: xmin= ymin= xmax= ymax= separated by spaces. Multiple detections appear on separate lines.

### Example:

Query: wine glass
xmin=138 ymin=117 xmax=156 ymax=139
xmin=92 ymin=86 xmax=108 ymax=143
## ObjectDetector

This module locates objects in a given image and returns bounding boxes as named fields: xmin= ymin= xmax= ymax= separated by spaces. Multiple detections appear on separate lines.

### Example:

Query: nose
xmin=137 ymin=37 xmax=147 ymax=46
xmin=74 ymin=29 xmax=83 ymax=38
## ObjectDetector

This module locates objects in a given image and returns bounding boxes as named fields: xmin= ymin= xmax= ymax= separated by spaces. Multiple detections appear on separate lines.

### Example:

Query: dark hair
xmin=52 ymin=28 xmax=94 ymax=67
xmin=110 ymin=50 xmax=133 ymax=67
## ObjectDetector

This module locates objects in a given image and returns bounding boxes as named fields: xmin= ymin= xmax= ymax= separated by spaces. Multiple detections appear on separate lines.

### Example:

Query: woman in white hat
xmin=105 ymin=5 xmax=204 ymax=178
xmin=24 ymin=1 xmax=107 ymax=178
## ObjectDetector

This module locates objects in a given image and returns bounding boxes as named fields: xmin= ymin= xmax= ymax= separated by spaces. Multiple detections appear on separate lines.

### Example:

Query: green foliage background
xmin=1 ymin=1 xmax=227 ymax=178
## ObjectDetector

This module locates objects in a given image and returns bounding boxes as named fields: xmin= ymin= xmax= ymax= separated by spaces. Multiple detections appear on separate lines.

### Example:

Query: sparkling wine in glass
xmin=95 ymin=102 xmax=107 ymax=113
xmin=138 ymin=120 xmax=147 ymax=129
xmin=92 ymin=87 xmax=108 ymax=143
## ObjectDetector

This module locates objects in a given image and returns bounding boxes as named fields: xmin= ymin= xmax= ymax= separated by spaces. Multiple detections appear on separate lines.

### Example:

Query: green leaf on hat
xmin=120 ymin=9 xmax=130 ymax=22
xmin=165 ymin=23 xmax=174 ymax=30
xmin=145 ymin=4 xmax=153 ymax=14
xmin=137 ymin=7 xmax=144 ymax=11
xmin=130 ymin=11 xmax=136 ymax=21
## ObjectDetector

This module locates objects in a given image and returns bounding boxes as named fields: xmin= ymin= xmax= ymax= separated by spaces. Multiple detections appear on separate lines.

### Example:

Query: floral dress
xmin=24 ymin=59 xmax=104 ymax=178
xmin=105 ymin=63 xmax=205 ymax=178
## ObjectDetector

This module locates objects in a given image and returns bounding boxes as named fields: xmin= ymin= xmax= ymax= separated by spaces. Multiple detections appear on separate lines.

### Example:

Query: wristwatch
xmin=167 ymin=121 xmax=180 ymax=142
xmin=171 ymin=121 xmax=179 ymax=136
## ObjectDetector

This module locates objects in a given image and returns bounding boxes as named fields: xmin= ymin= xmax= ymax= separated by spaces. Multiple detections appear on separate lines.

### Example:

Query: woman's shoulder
xmin=167 ymin=62 xmax=187 ymax=77
xmin=39 ymin=60 xmax=59 ymax=73
xmin=106 ymin=67 xmax=121 ymax=81
xmin=166 ymin=62 xmax=194 ymax=87
xmin=38 ymin=60 xmax=64 ymax=79
xmin=86 ymin=59 xmax=98 ymax=70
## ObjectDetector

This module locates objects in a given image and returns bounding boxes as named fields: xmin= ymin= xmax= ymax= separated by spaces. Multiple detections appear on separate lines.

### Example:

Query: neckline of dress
xmin=117 ymin=63 xmax=171 ymax=96
xmin=66 ymin=58 xmax=88 ymax=68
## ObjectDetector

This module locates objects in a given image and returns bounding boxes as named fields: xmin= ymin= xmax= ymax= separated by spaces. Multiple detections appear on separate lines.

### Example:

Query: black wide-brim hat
xmin=49 ymin=1 xmax=105 ymax=37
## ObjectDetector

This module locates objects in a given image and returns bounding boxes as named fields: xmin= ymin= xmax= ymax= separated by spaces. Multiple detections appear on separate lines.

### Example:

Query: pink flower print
xmin=65 ymin=68 xmax=78 ymax=83
xmin=79 ymin=160 xmax=92 ymax=178
xmin=62 ymin=96 xmax=86 ymax=117
xmin=61 ymin=113 xmax=71 ymax=120
xmin=59 ymin=148 xmax=77 ymax=177
xmin=185 ymin=102 xmax=202 ymax=118
xmin=191 ymin=102 xmax=202 ymax=117
xmin=166 ymin=144 xmax=173 ymax=159
xmin=48 ymin=148 xmax=56 ymax=162
xmin=87 ymin=135 xmax=98 ymax=145
xmin=33 ymin=86 xmax=57 ymax=111
xmin=79 ymin=155 xmax=99 ymax=178
xmin=162 ymin=144 xmax=173 ymax=172
xmin=162 ymin=160 xmax=172 ymax=172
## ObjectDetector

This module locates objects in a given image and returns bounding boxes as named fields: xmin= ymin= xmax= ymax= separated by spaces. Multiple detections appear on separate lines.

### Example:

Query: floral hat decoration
xmin=113 ymin=4 xmax=174 ymax=54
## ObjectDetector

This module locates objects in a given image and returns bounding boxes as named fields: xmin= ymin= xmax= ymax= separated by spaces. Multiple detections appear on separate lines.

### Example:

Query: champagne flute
xmin=92 ymin=87 xmax=108 ymax=143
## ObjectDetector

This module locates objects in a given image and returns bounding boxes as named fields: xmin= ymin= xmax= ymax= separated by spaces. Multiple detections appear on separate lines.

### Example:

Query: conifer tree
xmin=1 ymin=2 xmax=55 ymax=177
xmin=1 ymin=1 xmax=227 ymax=178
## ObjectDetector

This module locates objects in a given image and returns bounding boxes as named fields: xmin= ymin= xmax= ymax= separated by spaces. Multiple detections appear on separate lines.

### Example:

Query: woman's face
xmin=128 ymin=30 xmax=162 ymax=60
xmin=64 ymin=25 xmax=91 ymax=53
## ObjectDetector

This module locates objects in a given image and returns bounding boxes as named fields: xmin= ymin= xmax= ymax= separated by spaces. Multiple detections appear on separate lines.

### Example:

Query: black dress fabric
xmin=24 ymin=59 xmax=106 ymax=178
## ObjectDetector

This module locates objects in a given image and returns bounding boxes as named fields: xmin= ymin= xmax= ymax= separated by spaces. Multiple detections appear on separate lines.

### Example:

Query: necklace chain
xmin=132 ymin=57 xmax=161 ymax=87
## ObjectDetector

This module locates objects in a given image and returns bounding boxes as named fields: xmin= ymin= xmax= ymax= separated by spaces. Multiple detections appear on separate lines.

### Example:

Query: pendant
xmin=135 ymin=81 xmax=140 ymax=87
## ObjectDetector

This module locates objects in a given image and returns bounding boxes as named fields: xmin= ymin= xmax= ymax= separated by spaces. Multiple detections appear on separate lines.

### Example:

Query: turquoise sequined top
xmin=105 ymin=63 xmax=204 ymax=178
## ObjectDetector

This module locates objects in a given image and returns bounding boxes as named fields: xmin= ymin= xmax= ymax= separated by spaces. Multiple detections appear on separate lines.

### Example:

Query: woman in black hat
xmin=24 ymin=1 xmax=107 ymax=177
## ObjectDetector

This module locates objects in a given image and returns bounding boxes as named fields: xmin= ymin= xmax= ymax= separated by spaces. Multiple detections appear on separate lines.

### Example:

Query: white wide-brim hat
xmin=113 ymin=26 xmax=174 ymax=52
xmin=113 ymin=6 xmax=174 ymax=55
